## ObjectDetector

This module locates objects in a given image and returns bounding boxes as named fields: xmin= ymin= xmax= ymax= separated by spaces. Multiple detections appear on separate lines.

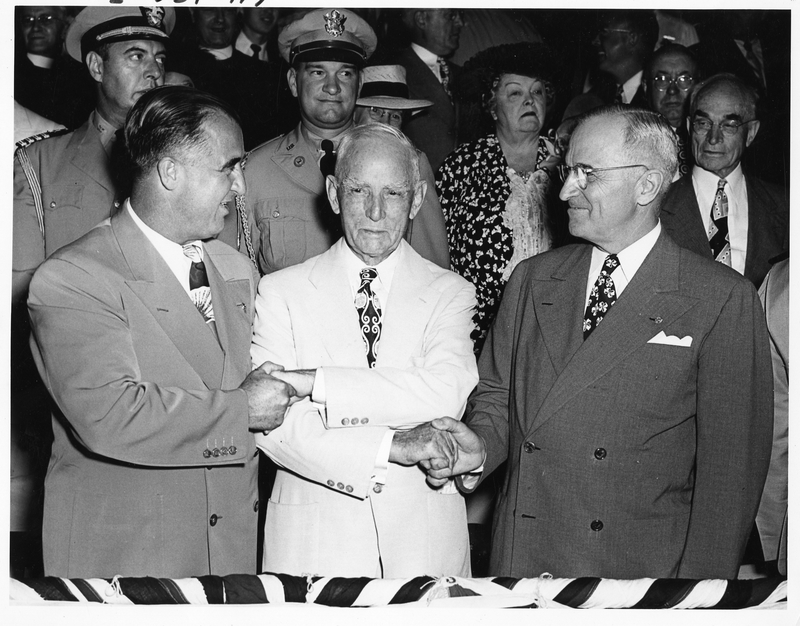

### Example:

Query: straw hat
xmin=356 ymin=65 xmax=433 ymax=111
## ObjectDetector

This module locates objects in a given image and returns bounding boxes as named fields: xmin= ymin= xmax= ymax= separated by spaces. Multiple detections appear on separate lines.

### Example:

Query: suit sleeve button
xmin=346 ymin=485 xmax=353 ymax=493
xmin=342 ymin=418 xmax=349 ymax=425
xmin=209 ymin=514 xmax=218 ymax=527
xmin=373 ymin=484 xmax=382 ymax=494
xmin=203 ymin=449 xmax=212 ymax=458
xmin=229 ymin=445 xmax=237 ymax=455
xmin=594 ymin=448 xmax=607 ymax=460
xmin=361 ymin=418 xmax=369 ymax=424
xmin=327 ymin=479 xmax=335 ymax=487
xmin=523 ymin=442 xmax=535 ymax=453
xmin=337 ymin=482 xmax=344 ymax=490
xmin=590 ymin=520 xmax=603 ymax=531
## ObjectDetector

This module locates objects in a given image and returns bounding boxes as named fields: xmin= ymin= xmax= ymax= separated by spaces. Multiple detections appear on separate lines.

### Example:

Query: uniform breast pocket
xmin=255 ymin=198 xmax=311 ymax=273
xmin=45 ymin=183 xmax=84 ymax=212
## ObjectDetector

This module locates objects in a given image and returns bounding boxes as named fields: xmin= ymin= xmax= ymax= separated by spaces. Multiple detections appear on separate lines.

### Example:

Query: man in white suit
xmin=251 ymin=123 xmax=478 ymax=578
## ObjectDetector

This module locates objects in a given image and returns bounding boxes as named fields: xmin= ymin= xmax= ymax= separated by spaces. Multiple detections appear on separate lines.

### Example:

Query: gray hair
xmin=689 ymin=73 xmax=758 ymax=120
xmin=579 ymin=105 xmax=679 ymax=200
xmin=335 ymin=122 xmax=420 ymax=187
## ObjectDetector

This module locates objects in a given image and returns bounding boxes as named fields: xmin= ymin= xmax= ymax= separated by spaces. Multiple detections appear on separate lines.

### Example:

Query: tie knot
xmin=182 ymin=243 xmax=203 ymax=263
xmin=251 ymin=43 xmax=261 ymax=55
xmin=359 ymin=267 xmax=378 ymax=284
xmin=602 ymin=254 xmax=619 ymax=273
xmin=717 ymin=178 xmax=727 ymax=190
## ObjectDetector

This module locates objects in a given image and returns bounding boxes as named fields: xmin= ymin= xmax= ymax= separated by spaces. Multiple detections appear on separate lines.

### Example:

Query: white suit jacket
xmin=252 ymin=238 xmax=478 ymax=578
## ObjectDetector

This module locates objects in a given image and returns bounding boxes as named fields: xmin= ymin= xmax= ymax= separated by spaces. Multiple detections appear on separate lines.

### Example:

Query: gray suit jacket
xmin=28 ymin=207 xmax=259 ymax=578
xmin=465 ymin=232 xmax=773 ymax=579
xmin=660 ymin=171 xmax=788 ymax=288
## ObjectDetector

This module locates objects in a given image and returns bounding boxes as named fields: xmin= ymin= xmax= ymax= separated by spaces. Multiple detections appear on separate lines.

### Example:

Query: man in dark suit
xmin=660 ymin=73 xmax=788 ymax=288
xmin=386 ymin=9 xmax=464 ymax=172
xmin=419 ymin=105 xmax=773 ymax=580
xmin=27 ymin=86 xmax=295 ymax=579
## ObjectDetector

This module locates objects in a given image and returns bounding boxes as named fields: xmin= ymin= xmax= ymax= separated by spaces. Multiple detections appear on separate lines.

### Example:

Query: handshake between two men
xmin=239 ymin=361 xmax=485 ymax=486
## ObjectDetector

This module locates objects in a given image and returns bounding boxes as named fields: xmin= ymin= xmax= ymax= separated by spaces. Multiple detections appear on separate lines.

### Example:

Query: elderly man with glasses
xmin=660 ymin=73 xmax=788 ymax=288
xmin=408 ymin=104 xmax=773 ymax=580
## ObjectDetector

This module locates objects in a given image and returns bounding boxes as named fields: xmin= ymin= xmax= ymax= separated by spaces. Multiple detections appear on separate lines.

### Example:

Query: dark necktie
xmin=355 ymin=268 xmax=382 ymax=368
xmin=437 ymin=57 xmax=452 ymax=101
xmin=182 ymin=243 xmax=217 ymax=332
xmin=250 ymin=43 xmax=262 ymax=59
xmin=614 ymin=84 xmax=625 ymax=104
xmin=320 ymin=139 xmax=336 ymax=178
xmin=583 ymin=254 xmax=619 ymax=339
xmin=708 ymin=179 xmax=731 ymax=266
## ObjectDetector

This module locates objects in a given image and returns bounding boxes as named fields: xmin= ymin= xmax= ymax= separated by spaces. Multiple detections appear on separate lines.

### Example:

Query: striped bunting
xmin=11 ymin=573 xmax=787 ymax=609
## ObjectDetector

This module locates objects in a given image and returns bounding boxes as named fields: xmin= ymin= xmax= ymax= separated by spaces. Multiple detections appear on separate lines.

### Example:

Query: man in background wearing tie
xmin=27 ymin=87 xmax=295 ymax=579
xmin=660 ymin=73 xmax=788 ymax=288
xmin=250 ymin=123 xmax=478 ymax=578
xmin=423 ymin=105 xmax=772 ymax=580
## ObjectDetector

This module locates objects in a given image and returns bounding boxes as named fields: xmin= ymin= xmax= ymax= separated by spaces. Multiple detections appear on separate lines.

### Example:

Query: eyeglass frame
xmin=651 ymin=74 xmax=695 ymax=92
xmin=558 ymin=163 xmax=649 ymax=188
xmin=690 ymin=117 xmax=756 ymax=137
xmin=366 ymin=106 xmax=405 ymax=126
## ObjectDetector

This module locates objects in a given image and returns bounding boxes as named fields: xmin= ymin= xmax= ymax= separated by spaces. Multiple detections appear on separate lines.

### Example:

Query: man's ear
xmin=409 ymin=180 xmax=427 ymax=221
xmin=326 ymin=175 xmax=341 ymax=215
xmin=413 ymin=10 xmax=427 ymax=30
xmin=636 ymin=169 xmax=664 ymax=207
xmin=287 ymin=67 xmax=298 ymax=98
xmin=745 ymin=119 xmax=761 ymax=148
xmin=156 ymin=157 xmax=180 ymax=191
xmin=85 ymin=51 xmax=104 ymax=84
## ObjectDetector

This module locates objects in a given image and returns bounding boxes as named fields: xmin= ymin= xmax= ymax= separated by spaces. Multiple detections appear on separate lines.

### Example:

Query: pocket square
xmin=647 ymin=331 xmax=692 ymax=347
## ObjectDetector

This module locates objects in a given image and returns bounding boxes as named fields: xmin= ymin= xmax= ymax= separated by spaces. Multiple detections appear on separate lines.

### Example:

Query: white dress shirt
xmin=235 ymin=31 xmax=268 ymax=61
xmin=585 ymin=222 xmax=662 ymax=306
xmin=411 ymin=42 xmax=444 ymax=83
xmin=126 ymin=200 xmax=200 ymax=295
xmin=200 ymin=45 xmax=233 ymax=61
xmin=692 ymin=164 xmax=749 ymax=276
xmin=619 ymin=70 xmax=643 ymax=105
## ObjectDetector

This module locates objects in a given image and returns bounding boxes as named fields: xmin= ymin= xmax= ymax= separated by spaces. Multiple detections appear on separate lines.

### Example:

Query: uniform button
xmin=346 ymin=485 xmax=353 ymax=493
xmin=594 ymin=448 xmax=607 ymax=460
xmin=209 ymin=514 xmax=218 ymax=527
xmin=523 ymin=442 xmax=535 ymax=453
xmin=337 ymin=482 xmax=344 ymax=490
xmin=360 ymin=418 xmax=369 ymax=424
xmin=253 ymin=500 xmax=259 ymax=512
xmin=590 ymin=520 xmax=603 ymax=532
xmin=272 ymin=210 xmax=280 ymax=218
xmin=373 ymin=484 xmax=382 ymax=494
xmin=293 ymin=156 xmax=305 ymax=167
xmin=50 ymin=201 xmax=56 ymax=208
xmin=114 ymin=201 xmax=120 ymax=208
xmin=341 ymin=418 xmax=349 ymax=425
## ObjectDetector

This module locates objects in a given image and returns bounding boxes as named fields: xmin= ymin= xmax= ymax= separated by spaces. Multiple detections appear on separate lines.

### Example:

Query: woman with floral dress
xmin=438 ymin=43 xmax=562 ymax=355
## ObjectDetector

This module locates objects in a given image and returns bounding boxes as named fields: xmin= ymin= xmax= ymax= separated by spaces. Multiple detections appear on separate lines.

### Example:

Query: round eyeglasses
xmin=558 ymin=163 xmax=648 ymax=188
xmin=652 ymin=74 xmax=694 ymax=92
xmin=691 ymin=118 xmax=755 ymax=137
xmin=367 ymin=106 xmax=404 ymax=127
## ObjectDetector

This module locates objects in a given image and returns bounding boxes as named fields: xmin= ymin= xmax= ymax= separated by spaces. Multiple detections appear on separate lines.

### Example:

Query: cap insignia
xmin=140 ymin=7 xmax=165 ymax=28
xmin=324 ymin=10 xmax=347 ymax=37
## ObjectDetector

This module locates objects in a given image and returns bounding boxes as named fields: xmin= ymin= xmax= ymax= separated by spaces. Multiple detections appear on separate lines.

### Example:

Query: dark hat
xmin=66 ymin=6 xmax=176 ymax=62
xmin=278 ymin=9 xmax=376 ymax=66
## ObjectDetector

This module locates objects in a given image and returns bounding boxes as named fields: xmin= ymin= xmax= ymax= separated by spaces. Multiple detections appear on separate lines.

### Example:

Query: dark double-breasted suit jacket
xmin=660 ymin=172 xmax=788 ymax=288
xmin=464 ymin=231 xmax=773 ymax=580
xmin=28 ymin=207 xmax=260 ymax=578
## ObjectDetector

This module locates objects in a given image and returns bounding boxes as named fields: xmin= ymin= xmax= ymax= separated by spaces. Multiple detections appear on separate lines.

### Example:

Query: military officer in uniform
xmin=13 ymin=5 xmax=174 ymax=306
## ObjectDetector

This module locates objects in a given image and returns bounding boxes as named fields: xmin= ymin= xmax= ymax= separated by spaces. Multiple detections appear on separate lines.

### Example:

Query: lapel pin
xmin=649 ymin=316 xmax=663 ymax=324
xmin=236 ymin=302 xmax=247 ymax=313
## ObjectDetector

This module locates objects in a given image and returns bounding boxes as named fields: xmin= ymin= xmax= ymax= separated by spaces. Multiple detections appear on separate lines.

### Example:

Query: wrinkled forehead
xmin=694 ymin=84 xmax=750 ymax=119
xmin=568 ymin=116 xmax=624 ymax=164
xmin=651 ymin=51 xmax=696 ymax=75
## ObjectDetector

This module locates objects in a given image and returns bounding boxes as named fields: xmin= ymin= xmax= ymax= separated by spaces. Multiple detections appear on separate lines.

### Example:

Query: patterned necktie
xmin=708 ymin=179 xmax=731 ymax=266
xmin=250 ymin=43 xmax=262 ymax=59
xmin=320 ymin=139 xmax=336 ymax=178
xmin=355 ymin=268 xmax=382 ymax=368
xmin=437 ymin=57 xmax=452 ymax=101
xmin=583 ymin=254 xmax=619 ymax=339
xmin=182 ymin=243 xmax=216 ymax=329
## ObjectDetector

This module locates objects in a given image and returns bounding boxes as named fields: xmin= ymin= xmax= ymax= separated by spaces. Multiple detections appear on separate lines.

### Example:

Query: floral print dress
xmin=437 ymin=134 xmax=552 ymax=354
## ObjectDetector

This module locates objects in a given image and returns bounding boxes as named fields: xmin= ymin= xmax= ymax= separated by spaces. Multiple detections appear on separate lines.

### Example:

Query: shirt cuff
xmin=311 ymin=367 xmax=325 ymax=403
xmin=371 ymin=429 xmax=395 ymax=485
xmin=459 ymin=464 xmax=485 ymax=490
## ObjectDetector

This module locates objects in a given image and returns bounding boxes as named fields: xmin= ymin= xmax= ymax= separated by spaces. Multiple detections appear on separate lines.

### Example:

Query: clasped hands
xmin=240 ymin=362 xmax=313 ymax=432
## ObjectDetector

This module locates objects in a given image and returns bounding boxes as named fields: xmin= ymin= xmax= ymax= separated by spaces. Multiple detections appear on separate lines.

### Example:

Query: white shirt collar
xmin=411 ymin=42 xmax=439 ymax=65
xmin=27 ymin=53 xmax=55 ymax=69
xmin=586 ymin=222 xmax=661 ymax=304
xmin=235 ymin=31 xmax=267 ymax=61
xmin=201 ymin=45 xmax=233 ymax=61
xmin=126 ymin=200 xmax=198 ymax=294
xmin=620 ymin=70 xmax=643 ymax=105
xmin=338 ymin=237 xmax=403 ymax=309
